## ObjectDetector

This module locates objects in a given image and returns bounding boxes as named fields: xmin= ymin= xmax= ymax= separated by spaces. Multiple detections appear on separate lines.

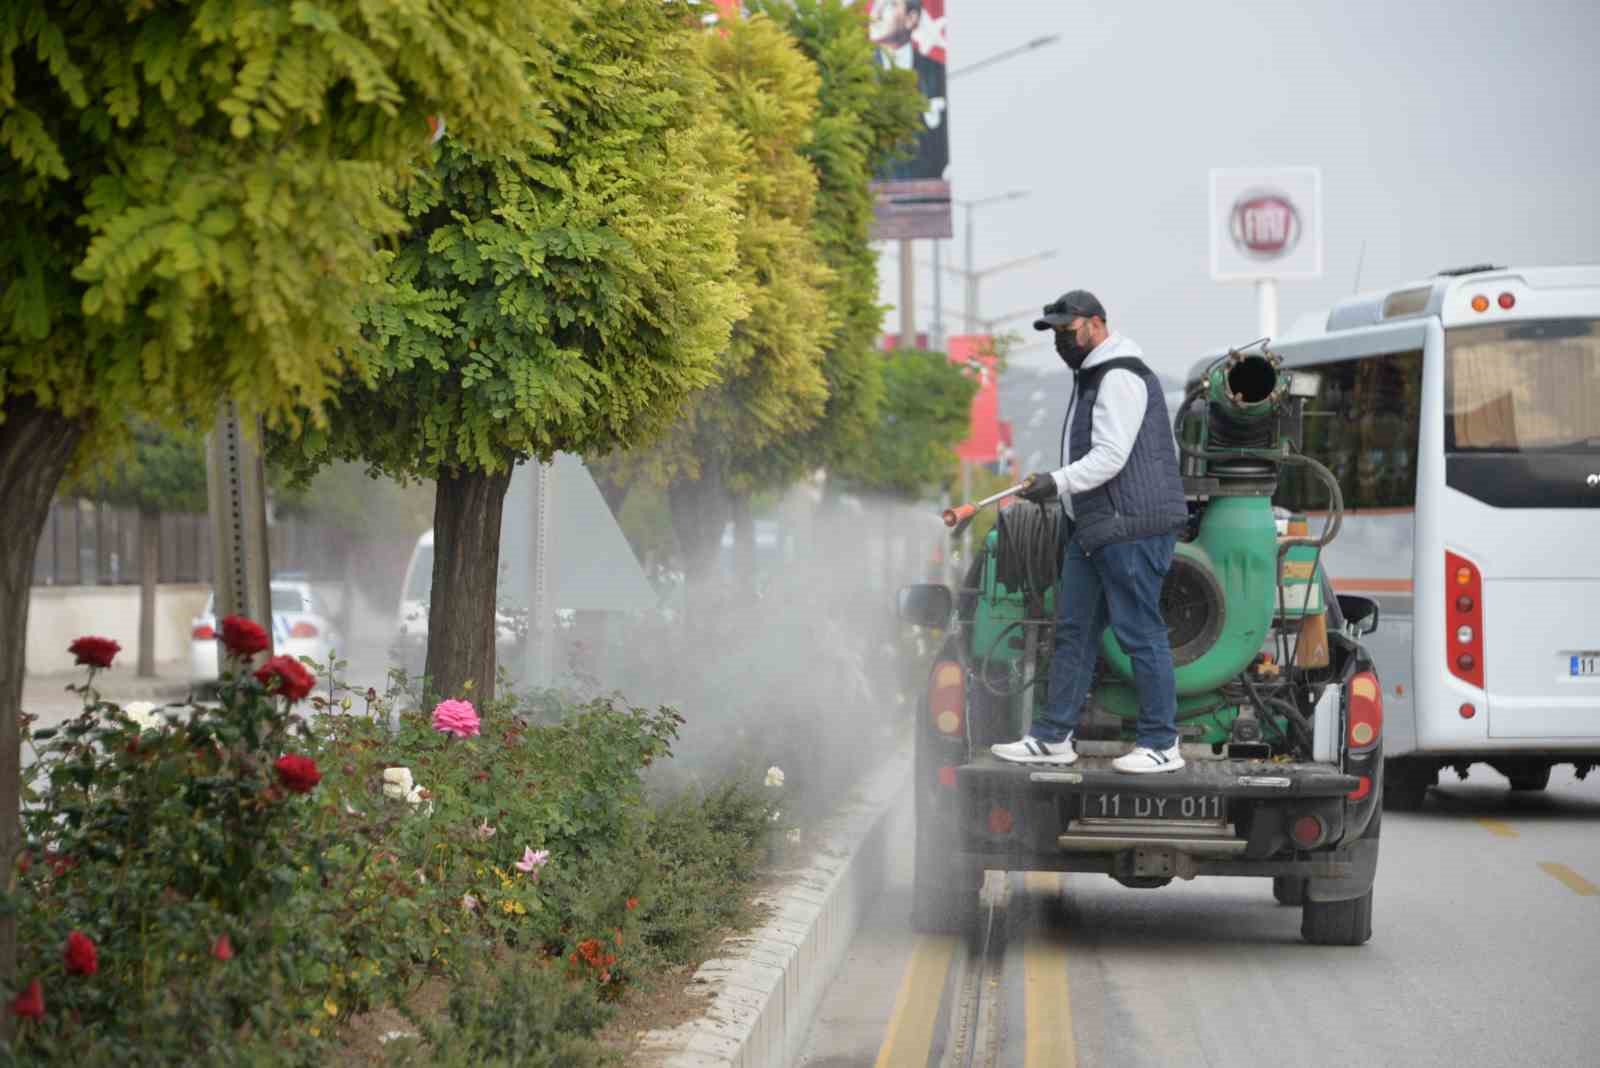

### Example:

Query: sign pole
xmin=898 ymin=239 xmax=916 ymax=348
xmin=205 ymin=402 xmax=274 ymax=666
xmin=1256 ymin=277 xmax=1279 ymax=339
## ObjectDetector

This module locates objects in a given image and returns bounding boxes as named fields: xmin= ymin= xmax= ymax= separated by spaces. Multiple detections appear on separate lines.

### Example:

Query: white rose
xmin=382 ymin=766 xmax=413 ymax=800
xmin=123 ymin=701 xmax=161 ymax=732
xmin=764 ymin=766 xmax=785 ymax=788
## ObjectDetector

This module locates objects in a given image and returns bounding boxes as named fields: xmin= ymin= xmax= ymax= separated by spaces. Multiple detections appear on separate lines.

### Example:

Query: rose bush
xmin=6 ymin=639 xmax=782 ymax=1064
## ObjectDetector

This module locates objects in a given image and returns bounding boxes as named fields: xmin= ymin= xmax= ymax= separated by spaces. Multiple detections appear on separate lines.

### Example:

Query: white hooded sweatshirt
xmin=1048 ymin=332 xmax=1149 ymax=519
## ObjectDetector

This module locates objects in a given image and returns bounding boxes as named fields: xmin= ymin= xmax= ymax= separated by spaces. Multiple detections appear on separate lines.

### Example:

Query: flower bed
xmin=7 ymin=631 xmax=782 ymax=1064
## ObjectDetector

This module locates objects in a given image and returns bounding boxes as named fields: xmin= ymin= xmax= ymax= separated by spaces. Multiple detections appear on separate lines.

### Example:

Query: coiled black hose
xmin=993 ymin=501 xmax=1061 ymax=600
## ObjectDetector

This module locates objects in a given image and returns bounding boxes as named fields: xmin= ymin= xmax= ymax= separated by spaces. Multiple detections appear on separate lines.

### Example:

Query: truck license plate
xmin=1082 ymin=792 xmax=1225 ymax=821
xmin=1571 ymin=653 xmax=1600 ymax=678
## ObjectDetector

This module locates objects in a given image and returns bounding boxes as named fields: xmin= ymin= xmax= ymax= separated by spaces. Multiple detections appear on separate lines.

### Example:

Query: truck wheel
xmin=912 ymin=842 xmax=980 ymax=934
xmin=1301 ymin=888 xmax=1373 ymax=946
xmin=1382 ymin=758 xmax=1435 ymax=811
xmin=1272 ymin=876 xmax=1308 ymax=906
xmin=1508 ymin=767 xmax=1551 ymax=792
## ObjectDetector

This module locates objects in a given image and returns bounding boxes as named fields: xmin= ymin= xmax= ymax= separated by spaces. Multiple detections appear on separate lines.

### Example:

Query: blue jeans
xmin=1030 ymin=531 xmax=1179 ymax=749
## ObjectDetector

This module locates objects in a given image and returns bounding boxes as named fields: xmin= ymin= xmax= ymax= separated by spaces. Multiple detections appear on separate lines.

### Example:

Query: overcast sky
xmin=878 ymin=0 xmax=1600 ymax=379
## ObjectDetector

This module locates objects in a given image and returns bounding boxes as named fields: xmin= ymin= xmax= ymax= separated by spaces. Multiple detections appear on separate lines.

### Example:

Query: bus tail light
xmin=930 ymin=661 xmax=965 ymax=736
xmin=1346 ymin=671 xmax=1382 ymax=752
xmin=1446 ymin=551 xmax=1485 ymax=689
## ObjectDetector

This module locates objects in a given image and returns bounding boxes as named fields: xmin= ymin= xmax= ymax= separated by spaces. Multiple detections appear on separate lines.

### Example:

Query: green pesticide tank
xmin=1099 ymin=495 xmax=1278 ymax=696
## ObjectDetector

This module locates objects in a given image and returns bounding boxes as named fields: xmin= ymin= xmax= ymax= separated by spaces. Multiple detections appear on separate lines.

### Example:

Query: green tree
xmin=65 ymin=422 xmax=209 ymax=678
xmin=742 ymin=0 xmax=925 ymax=486
xmin=836 ymin=348 xmax=978 ymax=501
xmin=0 ymin=0 xmax=571 ymax=1005
xmin=271 ymin=0 xmax=748 ymax=701
xmin=616 ymin=14 xmax=837 ymax=593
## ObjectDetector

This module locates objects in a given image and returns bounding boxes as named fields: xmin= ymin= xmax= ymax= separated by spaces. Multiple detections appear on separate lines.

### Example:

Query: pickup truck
xmin=899 ymin=348 xmax=1384 ymax=946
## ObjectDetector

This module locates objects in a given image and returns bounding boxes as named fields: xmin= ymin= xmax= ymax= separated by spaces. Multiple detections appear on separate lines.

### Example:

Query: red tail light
xmin=1346 ymin=671 xmax=1382 ymax=752
xmin=1446 ymin=551 xmax=1485 ymax=688
xmin=289 ymin=621 xmax=319 ymax=639
xmin=1291 ymin=814 xmax=1325 ymax=848
xmin=930 ymin=661 xmax=965 ymax=736
xmin=1347 ymin=775 xmax=1372 ymax=801
xmin=192 ymin=624 xmax=215 ymax=641
xmin=987 ymin=806 xmax=1014 ymax=836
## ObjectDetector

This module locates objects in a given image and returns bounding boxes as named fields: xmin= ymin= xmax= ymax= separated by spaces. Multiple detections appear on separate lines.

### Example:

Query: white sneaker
xmin=991 ymin=734 xmax=1077 ymax=765
xmin=1112 ymin=744 xmax=1186 ymax=774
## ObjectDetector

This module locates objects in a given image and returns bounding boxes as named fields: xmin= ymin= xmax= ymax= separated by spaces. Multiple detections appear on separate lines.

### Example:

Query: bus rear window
xmin=1446 ymin=319 xmax=1600 ymax=452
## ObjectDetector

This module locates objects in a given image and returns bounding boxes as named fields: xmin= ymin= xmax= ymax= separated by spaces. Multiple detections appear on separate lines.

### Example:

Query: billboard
xmin=866 ymin=0 xmax=952 ymax=240
xmin=1209 ymin=167 xmax=1323 ymax=281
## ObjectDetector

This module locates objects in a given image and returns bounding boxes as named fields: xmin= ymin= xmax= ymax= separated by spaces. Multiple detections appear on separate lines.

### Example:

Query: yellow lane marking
xmin=1476 ymin=818 xmax=1519 ymax=838
xmin=1022 ymin=872 xmax=1076 ymax=1068
xmin=874 ymin=934 xmax=956 ymax=1068
xmin=1539 ymin=862 xmax=1599 ymax=897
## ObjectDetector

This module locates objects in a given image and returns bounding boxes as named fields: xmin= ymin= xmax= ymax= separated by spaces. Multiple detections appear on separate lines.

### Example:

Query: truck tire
xmin=1272 ymin=876 xmax=1308 ymax=906
xmin=912 ymin=844 xmax=980 ymax=934
xmin=1382 ymin=757 xmax=1434 ymax=812
xmin=1301 ymin=888 xmax=1373 ymax=946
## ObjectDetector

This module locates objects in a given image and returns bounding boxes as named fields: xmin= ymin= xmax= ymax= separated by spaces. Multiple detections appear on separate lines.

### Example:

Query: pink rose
xmin=431 ymin=699 xmax=481 ymax=738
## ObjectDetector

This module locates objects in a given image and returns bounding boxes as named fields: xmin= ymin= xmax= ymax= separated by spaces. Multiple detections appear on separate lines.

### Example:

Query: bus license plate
xmin=1572 ymin=653 xmax=1600 ymax=678
xmin=1082 ymin=792 xmax=1225 ymax=822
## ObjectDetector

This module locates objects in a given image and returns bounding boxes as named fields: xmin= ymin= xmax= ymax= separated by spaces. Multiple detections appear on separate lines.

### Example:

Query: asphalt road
xmin=795 ymin=767 xmax=1600 ymax=1068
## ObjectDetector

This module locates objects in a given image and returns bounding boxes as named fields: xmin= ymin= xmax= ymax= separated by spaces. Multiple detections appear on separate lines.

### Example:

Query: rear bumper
xmin=944 ymin=755 xmax=1377 ymax=898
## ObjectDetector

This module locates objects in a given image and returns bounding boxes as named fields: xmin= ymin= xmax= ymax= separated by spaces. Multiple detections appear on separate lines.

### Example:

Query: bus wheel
xmin=1273 ymin=876 xmax=1308 ymax=906
xmin=1382 ymin=758 xmax=1435 ymax=811
xmin=1507 ymin=766 xmax=1551 ymax=792
xmin=1302 ymin=888 xmax=1373 ymax=946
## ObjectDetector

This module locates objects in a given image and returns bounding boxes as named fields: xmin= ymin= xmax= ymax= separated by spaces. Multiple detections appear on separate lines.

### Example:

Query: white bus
xmin=1253 ymin=264 xmax=1600 ymax=809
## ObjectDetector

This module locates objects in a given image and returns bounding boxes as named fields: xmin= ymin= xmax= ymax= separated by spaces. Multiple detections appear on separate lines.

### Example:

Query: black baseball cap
xmin=1033 ymin=290 xmax=1107 ymax=331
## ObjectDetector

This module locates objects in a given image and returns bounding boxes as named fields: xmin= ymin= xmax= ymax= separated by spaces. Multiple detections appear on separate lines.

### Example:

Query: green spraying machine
xmin=962 ymin=346 xmax=1345 ymax=756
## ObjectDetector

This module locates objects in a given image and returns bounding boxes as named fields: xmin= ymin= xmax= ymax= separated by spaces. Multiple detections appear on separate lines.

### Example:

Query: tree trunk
xmin=425 ymin=466 xmax=513 ymax=704
xmin=0 ymin=396 xmax=84 ymax=1023
xmin=666 ymin=455 xmax=730 ymax=619
xmin=137 ymin=507 xmax=160 ymax=677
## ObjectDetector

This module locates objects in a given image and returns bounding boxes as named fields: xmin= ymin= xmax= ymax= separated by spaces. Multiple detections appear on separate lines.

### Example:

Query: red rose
xmin=274 ymin=754 xmax=321 ymax=794
xmin=64 ymin=931 xmax=98 ymax=976
xmin=219 ymin=615 xmax=270 ymax=658
xmin=68 ymin=636 xmax=120 ymax=669
xmin=626 ymin=896 xmax=638 ymax=911
xmin=253 ymin=655 xmax=316 ymax=703
xmin=9 ymin=979 xmax=43 ymax=1019
xmin=211 ymin=934 xmax=234 ymax=962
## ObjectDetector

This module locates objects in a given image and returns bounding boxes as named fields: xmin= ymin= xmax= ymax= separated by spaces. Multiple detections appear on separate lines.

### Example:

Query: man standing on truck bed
xmin=992 ymin=289 xmax=1190 ymax=773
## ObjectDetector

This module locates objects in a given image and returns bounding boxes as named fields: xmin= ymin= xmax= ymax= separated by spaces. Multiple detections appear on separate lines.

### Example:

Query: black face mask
xmin=1055 ymin=330 xmax=1092 ymax=370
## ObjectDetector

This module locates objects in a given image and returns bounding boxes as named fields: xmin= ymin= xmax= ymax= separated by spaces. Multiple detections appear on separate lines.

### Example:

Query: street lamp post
xmin=960 ymin=189 xmax=1034 ymax=333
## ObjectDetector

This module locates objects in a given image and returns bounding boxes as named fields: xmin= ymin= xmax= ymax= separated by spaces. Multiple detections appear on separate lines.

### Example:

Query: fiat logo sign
xmin=1230 ymin=191 xmax=1301 ymax=258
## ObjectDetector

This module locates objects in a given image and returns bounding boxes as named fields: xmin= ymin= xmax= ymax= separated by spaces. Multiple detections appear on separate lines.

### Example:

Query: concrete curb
xmin=637 ymin=749 xmax=913 ymax=1068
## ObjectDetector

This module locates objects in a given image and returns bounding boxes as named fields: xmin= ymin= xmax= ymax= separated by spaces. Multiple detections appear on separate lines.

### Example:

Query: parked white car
xmin=190 ymin=581 xmax=344 ymax=680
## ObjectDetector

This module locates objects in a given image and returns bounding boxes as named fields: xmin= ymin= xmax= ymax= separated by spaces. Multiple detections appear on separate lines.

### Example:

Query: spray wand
xmin=941 ymin=481 xmax=1029 ymax=538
